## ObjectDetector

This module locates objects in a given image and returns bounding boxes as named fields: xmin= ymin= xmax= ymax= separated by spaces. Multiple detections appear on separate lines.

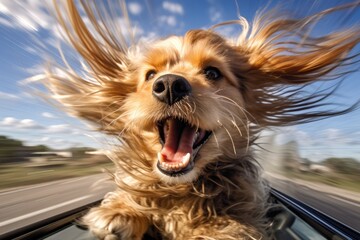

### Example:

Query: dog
xmin=40 ymin=1 xmax=360 ymax=239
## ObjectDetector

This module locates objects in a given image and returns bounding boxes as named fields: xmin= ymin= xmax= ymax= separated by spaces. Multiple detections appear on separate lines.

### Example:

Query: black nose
xmin=152 ymin=74 xmax=192 ymax=105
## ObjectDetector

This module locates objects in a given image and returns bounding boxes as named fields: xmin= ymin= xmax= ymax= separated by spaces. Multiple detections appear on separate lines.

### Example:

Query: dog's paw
xmin=83 ymin=206 xmax=148 ymax=240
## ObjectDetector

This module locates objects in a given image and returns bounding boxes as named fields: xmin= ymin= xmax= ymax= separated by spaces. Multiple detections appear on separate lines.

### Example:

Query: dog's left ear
xmin=43 ymin=0 xmax=137 ymax=133
xmin=233 ymin=7 xmax=360 ymax=127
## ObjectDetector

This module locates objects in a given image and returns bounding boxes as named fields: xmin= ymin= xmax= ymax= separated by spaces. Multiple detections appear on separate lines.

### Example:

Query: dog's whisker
xmin=207 ymin=176 xmax=225 ymax=189
xmin=174 ymin=102 xmax=188 ymax=117
xmin=211 ymin=97 xmax=251 ymax=149
xmin=183 ymin=101 xmax=192 ymax=113
xmin=217 ymin=120 xmax=237 ymax=156
xmin=214 ymin=96 xmax=253 ymax=151
xmin=214 ymin=95 xmax=248 ymax=116
xmin=229 ymin=111 xmax=251 ymax=152
xmin=229 ymin=113 xmax=243 ymax=137
xmin=212 ymin=131 xmax=220 ymax=149
xmin=182 ymin=98 xmax=195 ymax=115
xmin=191 ymin=100 xmax=197 ymax=114
xmin=216 ymin=95 xmax=255 ymax=123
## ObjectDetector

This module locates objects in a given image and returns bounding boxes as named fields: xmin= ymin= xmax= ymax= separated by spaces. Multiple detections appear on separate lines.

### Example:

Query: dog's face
xmin=122 ymin=30 xmax=251 ymax=183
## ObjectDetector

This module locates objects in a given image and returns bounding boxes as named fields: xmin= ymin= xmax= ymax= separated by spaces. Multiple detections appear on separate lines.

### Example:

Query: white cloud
xmin=42 ymin=112 xmax=57 ymax=118
xmin=0 ymin=117 xmax=44 ymax=129
xmin=0 ymin=0 xmax=72 ymax=58
xmin=0 ymin=117 xmax=18 ymax=126
xmin=18 ymin=119 xmax=40 ymax=129
xmin=0 ymin=0 xmax=145 ymax=61
xmin=209 ymin=7 xmax=222 ymax=23
xmin=159 ymin=15 xmax=177 ymax=27
xmin=53 ymin=138 xmax=65 ymax=143
xmin=320 ymin=128 xmax=355 ymax=145
xmin=0 ymin=117 xmax=74 ymax=132
xmin=23 ymin=46 xmax=37 ymax=54
xmin=321 ymin=128 xmax=342 ymax=141
xmin=114 ymin=17 xmax=144 ymax=38
xmin=139 ymin=31 xmax=159 ymax=42
xmin=274 ymin=127 xmax=360 ymax=148
xmin=128 ymin=2 xmax=142 ymax=15
xmin=24 ymin=137 xmax=80 ymax=149
xmin=39 ymin=137 xmax=50 ymax=142
xmin=214 ymin=25 xmax=237 ymax=38
xmin=0 ymin=1 xmax=82 ymax=51
xmin=0 ymin=16 xmax=12 ymax=27
xmin=162 ymin=1 xmax=183 ymax=15
xmin=0 ymin=91 xmax=19 ymax=100
xmin=0 ymin=0 xmax=53 ymax=31
xmin=46 ymin=124 xmax=70 ymax=133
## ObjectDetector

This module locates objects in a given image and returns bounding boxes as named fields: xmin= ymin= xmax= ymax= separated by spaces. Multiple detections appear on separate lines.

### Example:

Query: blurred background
xmin=0 ymin=0 xmax=359 ymax=236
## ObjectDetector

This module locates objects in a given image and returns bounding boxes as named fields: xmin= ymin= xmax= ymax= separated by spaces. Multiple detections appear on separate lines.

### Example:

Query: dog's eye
xmin=145 ymin=70 xmax=157 ymax=81
xmin=204 ymin=67 xmax=222 ymax=81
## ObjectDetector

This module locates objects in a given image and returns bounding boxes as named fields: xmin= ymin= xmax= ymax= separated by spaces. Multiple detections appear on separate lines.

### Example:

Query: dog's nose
xmin=152 ymin=74 xmax=192 ymax=105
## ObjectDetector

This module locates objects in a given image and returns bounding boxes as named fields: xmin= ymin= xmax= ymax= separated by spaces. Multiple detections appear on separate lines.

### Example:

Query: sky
xmin=0 ymin=0 xmax=359 ymax=162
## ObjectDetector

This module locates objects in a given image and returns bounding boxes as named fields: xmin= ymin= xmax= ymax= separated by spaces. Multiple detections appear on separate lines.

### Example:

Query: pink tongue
xmin=160 ymin=119 xmax=196 ymax=163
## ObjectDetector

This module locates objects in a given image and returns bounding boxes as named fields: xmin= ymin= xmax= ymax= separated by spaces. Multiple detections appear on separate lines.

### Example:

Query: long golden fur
xmin=37 ymin=1 xmax=360 ymax=239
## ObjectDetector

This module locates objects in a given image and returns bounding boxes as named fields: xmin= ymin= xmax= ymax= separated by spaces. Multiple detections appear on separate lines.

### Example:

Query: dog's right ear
xmin=230 ymin=4 xmax=360 ymax=127
xmin=43 ymin=0 xmax=137 ymax=133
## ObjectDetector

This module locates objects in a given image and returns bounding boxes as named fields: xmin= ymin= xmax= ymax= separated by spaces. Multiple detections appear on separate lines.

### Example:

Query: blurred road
xmin=268 ymin=175 xmax=360 ymax=232
xmin=0 ymin=173 xmax=115 ymax=235
xmin=0 ymin=173 xmax=359 ymax=237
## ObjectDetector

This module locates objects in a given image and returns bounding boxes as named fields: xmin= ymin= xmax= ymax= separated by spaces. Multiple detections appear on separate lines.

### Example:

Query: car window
xmin=258 ymin=108 xmax=360 ymax=232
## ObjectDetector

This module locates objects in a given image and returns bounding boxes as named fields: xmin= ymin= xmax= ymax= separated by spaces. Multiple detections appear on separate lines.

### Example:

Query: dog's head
xmin=120 ymin=31 xmax=253 ymax=183
xmin=44 ymin=1 xmax=359 ymax=184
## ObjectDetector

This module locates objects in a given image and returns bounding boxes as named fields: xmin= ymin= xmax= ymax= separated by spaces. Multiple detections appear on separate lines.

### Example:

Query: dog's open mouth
xmin=156 ymin=118 xmax=212 ymax=177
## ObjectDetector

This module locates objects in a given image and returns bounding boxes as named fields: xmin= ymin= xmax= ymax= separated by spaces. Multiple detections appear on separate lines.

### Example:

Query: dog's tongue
xmin=160 ymin=119 xmax=196 ymax=163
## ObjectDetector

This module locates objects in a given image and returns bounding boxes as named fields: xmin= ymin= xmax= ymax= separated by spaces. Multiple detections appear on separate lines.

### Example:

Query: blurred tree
xmin=0 ymin=135 xmax=25 ymax=163
xmin=68 ymin=147 xmax=96 ymax=159
xmin=30 ymin=145 xmax=50 ymax=152
xmin=322 ymin=157 xmax=360 ymax=175
xmin=0 ymin=135 xmax=23 ymax=147
xmin=0 ymin=135 xmax=52 ymax=163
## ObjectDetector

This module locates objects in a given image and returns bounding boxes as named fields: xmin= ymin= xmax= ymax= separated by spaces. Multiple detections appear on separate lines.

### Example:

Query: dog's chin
xmin=155 ymin=165 xmax=202 ymax=184
xmin=154 ymin=117 xmax=212 ymax=184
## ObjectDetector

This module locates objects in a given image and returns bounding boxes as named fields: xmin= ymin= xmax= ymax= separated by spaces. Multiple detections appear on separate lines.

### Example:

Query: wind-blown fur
xmin=38 ymin=1 xmax=360 ymax=239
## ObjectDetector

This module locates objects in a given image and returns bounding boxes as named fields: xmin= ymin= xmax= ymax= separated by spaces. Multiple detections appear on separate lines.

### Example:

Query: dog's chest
xmin=151 ymin=208 xmax=192 ymax=239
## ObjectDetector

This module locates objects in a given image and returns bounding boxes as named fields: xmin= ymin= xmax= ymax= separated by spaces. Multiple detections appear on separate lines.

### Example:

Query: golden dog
xmin=40 ymin=1 xmax=360 ymax=239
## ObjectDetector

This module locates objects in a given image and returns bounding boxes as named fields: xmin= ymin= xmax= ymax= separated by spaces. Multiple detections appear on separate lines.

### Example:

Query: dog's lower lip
xmin=156 ymin=160 xmax=194 ymax=176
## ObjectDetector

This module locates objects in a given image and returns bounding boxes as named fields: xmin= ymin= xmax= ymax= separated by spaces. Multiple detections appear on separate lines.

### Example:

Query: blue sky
xmin=0 ymin=0 xmax=359 ymax=162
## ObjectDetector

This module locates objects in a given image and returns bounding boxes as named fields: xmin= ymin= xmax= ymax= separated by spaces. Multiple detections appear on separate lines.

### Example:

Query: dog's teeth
xmin=182 ymin=153 xmax=191 ymax=166
xmin=158 ymin=152 xmax=191 ymax=171
xmin=157 ymin=152 xmax=166 ymax=163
